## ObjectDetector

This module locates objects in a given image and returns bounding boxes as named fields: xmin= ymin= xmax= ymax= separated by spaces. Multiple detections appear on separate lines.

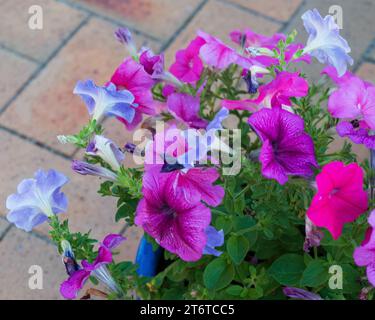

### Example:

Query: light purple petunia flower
xmin=301 ymin=9 xmax=353 ymax=77
xmin=71 ymin=160 xmax=118 ymax=181
xmin=248 ymin=108 xmax=318 ymax=185
xmin=60 ymin=234 xmax=125 ymax=299
xmin=86 ymin=135 xmax=125 ymax=171
xmin=336 ymin=121 xmax=375 ymax=149
xmin=135 ymin=166 xmax=212 ymax=262
xmin=73 ymin=79 xmax=136 ymax=123
xmin=353 ymin=210 xmax=375 ymax=287
xmin=283 ymin=287 xmax=323 ymax=300
xmin=206 ymin=108 xmax=229 ymax=132
xmin=203 ymin=226 xmax=224 ymax=256
xmin=6 ymin=169 xmax=68 ymax=232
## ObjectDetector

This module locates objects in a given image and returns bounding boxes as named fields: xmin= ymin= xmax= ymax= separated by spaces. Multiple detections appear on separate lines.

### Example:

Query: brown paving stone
xmin=0 ymin=130 xmax=125 ymax=240
xmin=164 ymin=0 xmax=281 ymax=65
xmin=0 ymin=49 xmax=38 ymax=109
xmin=0 ymin=18 xmax=160 ymax=156
xmin=76 ymin=0 xmax=203 ymax=40
xmin=0 ymin=0 xmax=87 ymax=62
xmin=356 ymin=62 xmax=375 ymax=84
xmin=226 ymin=0 xmax=302 ymax=22
xmin=0 ymin=228 xmax=66 ymax=299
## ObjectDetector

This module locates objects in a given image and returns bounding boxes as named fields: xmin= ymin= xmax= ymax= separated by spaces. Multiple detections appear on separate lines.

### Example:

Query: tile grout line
xmin=0 ymin=16 xmax=93 ymax=161
xmin=279 ymin=0 xmax=307 ymax=33
xmin=159 ymin=0 xmax=209 ymax=53
xmin=56 ymin=0 xmax=162 ymax=43
xmin=0 ymin=43 xmax=40 ymax=64
xmin=353 ymin=37 xmax=375 ymax=73
xmin=0 ymin=124 xmax=71 ymax=160
xmin=0 ymin=16 xmax=90 ymax=116
xmin=218 ymin=0 xmax=284 ymax=25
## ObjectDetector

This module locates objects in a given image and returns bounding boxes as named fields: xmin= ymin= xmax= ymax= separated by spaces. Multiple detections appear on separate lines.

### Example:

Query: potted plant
xmin=5 ymin=8 xmax=375 ymax=300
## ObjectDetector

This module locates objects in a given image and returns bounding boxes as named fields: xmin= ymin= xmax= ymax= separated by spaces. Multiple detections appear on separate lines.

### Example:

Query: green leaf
xmin=268 ymin=254 xmax=305 ymax=286
xmin=203 ymin=258 xmax=235 ymax=291
xmin=227 ymin=235 xmax=249 ymax=265
xmin=300 ymin=259 xmax=328 ymax=287
xmin=226 ymin=285 xmax=243 ymax=296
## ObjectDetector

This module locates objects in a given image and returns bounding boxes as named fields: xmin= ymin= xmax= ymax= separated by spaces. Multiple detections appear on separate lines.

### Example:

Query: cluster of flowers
xmin=5 ymin=9 xmax=375 ymax=299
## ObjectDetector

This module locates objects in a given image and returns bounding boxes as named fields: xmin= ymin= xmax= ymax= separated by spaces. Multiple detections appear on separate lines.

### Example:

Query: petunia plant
xmin=6 ymin=9 xmax=375 ymax=300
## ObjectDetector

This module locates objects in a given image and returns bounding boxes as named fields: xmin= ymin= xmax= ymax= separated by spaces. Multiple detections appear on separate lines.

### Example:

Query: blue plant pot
xmin=135 ymin=235 xmax=163 ymax=277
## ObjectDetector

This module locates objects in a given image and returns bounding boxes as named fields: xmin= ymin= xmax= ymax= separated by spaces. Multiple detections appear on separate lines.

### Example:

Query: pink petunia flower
xmin=230 ymin=29 xmax=311 ymax=67
xmin=144 ymin=125 xmax=225 ymax=206
xmin=248 ymin=108 xmax=317 ymax=184
xmin=135 ymin=166 xmax=212 ymax=261
xmin=197 ymin=30 xmax=251 ymax=70
xmin=167 ymin=92 xmax=208 ymax=129
xmin=353 ymin=210 xmax=375 ymax=286
xmin=223 ymin=71 xmax=309 ymax=111
xmin=170 ymin=37 xmax=205 ymax=83
xmin=111 ymin=57 xmax=156 ymax=130
xmin=326 ymin=70 xmax=375 ymax=130
xmin=307 ymin=161 xmax=368 ymax=240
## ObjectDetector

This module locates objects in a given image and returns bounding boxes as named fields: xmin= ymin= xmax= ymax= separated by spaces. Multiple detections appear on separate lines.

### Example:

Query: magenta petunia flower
xmin=307 ymin=161 xmax=368 ymax=240
xmin=111 ymin=57 xmax=156 ymax=130
xmin=139 ymin=48 xmax=163 ymax=76
xmin=60 ymin=234 xmax=125 ymax=299
xmin=167 ymin=92 xmax=208 ymax=129
xmin=248 ymin=108 xmax=318 ymax=184
xmin=223 ymin=71 xmax=308 ymax=111
xmin=135 ymin=166 xmax=212 ymax=261
xmin=170 ymin=37 xmax=205 ymax=83
xmin=353 ymin=210 xmax=375 ymax=286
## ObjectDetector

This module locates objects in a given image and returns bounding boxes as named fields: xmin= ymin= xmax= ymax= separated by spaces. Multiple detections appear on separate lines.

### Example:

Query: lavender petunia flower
xmin=72 ymin=160 xmax=118 ymax=181
xmin=86 ymin=135 xmax=124 ymax=171
xmin=6 ymin=169 xmax=68 ymax=232
xmin=73 ymin=79 xmax=136 ymax=123
xmin=114 ymin=27 xmax=137 ymax=58
xmin=336 ymin=121 xmax=375 ymax=149
xmin=248 ymin=108 xmax=318 ymax=185
xmin=302 ymin=9 xmax=353 ymax=77
xmin=283 ymin=287 xmax=323 ymax=300
xmin=206 ymin=108 xmax=229 ymax=131
xmin=203 ymin=226 xmax=224 ymax=256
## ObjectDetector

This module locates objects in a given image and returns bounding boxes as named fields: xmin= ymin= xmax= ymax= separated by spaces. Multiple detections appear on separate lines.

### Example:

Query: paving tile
xmin=164 ymin=0 xmax=281 ymax=65
xmin=75 ymin=0 xmax=203 ymax=40
xmin=0 ymin=18 xmax=160 ymax=156
xmin=283 ymin=0 xmax=375 ymax=81
xmin=226 ymin=0 xmax=302 ymax=22
xmin=0 ymin=130 xmax=125 ymax=241
xmin=356 ymin=62 xmax=375 ymax=84
xmin=0 ymin=0 xmax=87 ymax=61
xmin=0 ymin=49 xmax=38 ymax=110
xmin=0 ymin=228 xmax=66 ymax=299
